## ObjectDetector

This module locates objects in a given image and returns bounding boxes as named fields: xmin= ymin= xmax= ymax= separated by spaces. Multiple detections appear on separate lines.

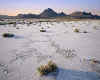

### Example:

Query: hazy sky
xmin=0 ymin=0 xmax=100 ymax=16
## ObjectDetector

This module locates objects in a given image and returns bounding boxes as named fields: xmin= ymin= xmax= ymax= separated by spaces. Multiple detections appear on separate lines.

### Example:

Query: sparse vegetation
xmin=8 ymin=22 xmax=16 ymax=24
xmin=0 ymin=22 xmax=7 ymax=25
xmin=51 ymin=41 xmax=76 ymax=58
xmin=73 ymin=28 xmax=80 ymax=33
xmin=0 ymin=22 xmax=16 ymax=25
xmin=83 ymin=30 xmax=88 ymax=33
xmin=2 ymin=33 xmax=15 ymax=38
xmin=40 ymin=29 xmax=46 ymax=32
xmin=40 ymin=27 xmax=46 ymax=32
xmin=37 ymin=61 xmax=58 ymax=76
xmin=89 ymin=59 xmax=100 ymax=64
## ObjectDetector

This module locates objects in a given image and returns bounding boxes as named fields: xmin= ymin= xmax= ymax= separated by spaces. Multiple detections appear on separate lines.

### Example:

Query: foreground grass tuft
xmin=37 ymin=61 xmax=58 ymax=76
xmin=40 ymin=28 xmax=46 ymax=32
xmin=73 ymin=28 xmax=80 ymax=33
xmin=2 ymin=33 xmax=15 ymax=38
xmin=40 ymin=29 xmax=46 ymax=32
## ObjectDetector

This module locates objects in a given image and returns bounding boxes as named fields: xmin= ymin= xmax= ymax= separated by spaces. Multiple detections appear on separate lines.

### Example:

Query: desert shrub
xmin=2 ymin=33 xmax=15 ymax=38
xmin=0 ymin=22 xmax=7 ymax=25
xmin=29 ymin=22 xmax=33 ymax=24
xmin=89 ymin=59 xmax=100 ymax=64
xmin=83 ymin=30 xmax=88 ymax=33
xmin=40 ymin=28 xmax=46 ymax=32
xmin=8 ymin=22 xmax=16 ymax=24
xmin=37 ymin=61 xmax=58 ymax=76
xmin=40 ymin=29 xmax=46 ymax=32
xmin=16 ymin=27 xmax=20 ymax=29
xmin=74 ymin=28 xmax=80 ymax=33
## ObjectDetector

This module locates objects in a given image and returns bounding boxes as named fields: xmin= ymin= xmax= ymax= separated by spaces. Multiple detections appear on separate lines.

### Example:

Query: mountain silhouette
xmin=17 ymin=14 xmax=39 ymax=18
xmin=58 ymin=12 xmax=67 ymax=17
xmin=0 ymin=8 xmax=100 ymax=19
xmin=40 ymin=8 xmax=58 ymax=18
xmin=70 ymin=11 xmax=96 ymax=19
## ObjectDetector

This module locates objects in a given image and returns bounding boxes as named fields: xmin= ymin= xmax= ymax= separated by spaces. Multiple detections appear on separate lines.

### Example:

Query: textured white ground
xmin=0 ymin=20 xmax=100 ymax=80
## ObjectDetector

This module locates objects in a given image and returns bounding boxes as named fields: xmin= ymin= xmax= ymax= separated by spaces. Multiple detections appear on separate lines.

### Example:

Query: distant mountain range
xmin=0 ymin=8 xmax=100 ymax=19
xmin=17 ymin=8 xmax=68 ymax=18
xmin=70 ymin=11 xmax=100 ymax=19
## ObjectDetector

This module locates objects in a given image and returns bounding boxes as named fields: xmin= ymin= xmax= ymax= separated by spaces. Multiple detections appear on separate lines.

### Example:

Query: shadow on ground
xmin=57 ymin=68 xmax=100 ymax=80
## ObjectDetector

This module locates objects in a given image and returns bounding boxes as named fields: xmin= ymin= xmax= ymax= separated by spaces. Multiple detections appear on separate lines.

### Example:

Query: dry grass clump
xmin=73 ymin=28 xmax=80 ymax=33
xmin=90 ymin=59 xmax=100 ymax=64
xmin=37 ymin=61 xmax=58 ymax=76
xmin=2 ymin=33 xmax=15 ymax=38
xmin=40 ymin=29 xmax=46 ymax=32
xmin=40 ymin=27 xmax=46 ymax=32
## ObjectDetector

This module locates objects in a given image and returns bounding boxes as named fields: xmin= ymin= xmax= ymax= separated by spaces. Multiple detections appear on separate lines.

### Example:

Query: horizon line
xmin=0 ymin=8 xmax=100 ymax=16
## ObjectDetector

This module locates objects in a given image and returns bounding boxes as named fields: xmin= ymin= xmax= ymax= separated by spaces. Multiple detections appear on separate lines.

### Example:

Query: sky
xmin=0 ymin=0 xmax=100 ymax=16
